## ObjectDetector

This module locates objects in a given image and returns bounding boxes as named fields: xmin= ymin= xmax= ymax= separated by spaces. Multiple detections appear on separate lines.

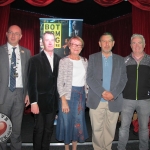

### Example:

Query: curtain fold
xmin=0 ymin=0 xmax=14 ymax=6
xmin=132 ymin=5 xmax=150 ymax=54
xmin=128 ymin=0 xmax=150 ymax=11
xmin=62 ymin=0 xmax=83 ymax=3
xmin=7 ymin=8 xmax=132 ymax=58
xmin=82 ymin=14 xmax=132 ymax=58
xmin=0 ymin=5 xmax=10 ymax=45
xmin=8 ymin=9 xmax=48 ymax=55
xmin=25 ymin=0 xmax=54 ymax=7
xmin=94 ymin=0 xmax=123 ymax=7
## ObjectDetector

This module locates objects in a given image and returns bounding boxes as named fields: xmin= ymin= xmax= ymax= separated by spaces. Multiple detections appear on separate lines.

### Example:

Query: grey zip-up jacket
xmin=57 ymin=56 xmax=88 ymax=100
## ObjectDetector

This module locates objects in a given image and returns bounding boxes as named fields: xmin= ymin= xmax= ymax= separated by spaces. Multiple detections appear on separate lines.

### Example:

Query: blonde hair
xmin=69 ymin=36 xmax=84 ymax=48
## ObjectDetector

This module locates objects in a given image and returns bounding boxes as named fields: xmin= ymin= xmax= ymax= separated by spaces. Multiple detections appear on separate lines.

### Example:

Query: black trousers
xmin=33 ymin=112 xmax=56 ymax=150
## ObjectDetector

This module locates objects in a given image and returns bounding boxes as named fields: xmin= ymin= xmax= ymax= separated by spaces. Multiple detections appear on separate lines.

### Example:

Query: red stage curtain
xmin=0 ymin=5 xmax=10 ymax=45
xmin=8 ymin=8 xmax=132 ymax=58
xmin=0 ymin=0 xmax=14 ymax=6
xmin=8 ymin=9 xmax=48 ymax=55
xmin=82 ymin=14 xmax=132 ymax=58
xmin=25 ymin=0 xmax=54 ymax=7
xmin=82 ymin=24 xmax=94 ymax=58
xmin=62 ymin=0 xmax=83 ymax=3
xmin=128 ymin=0 xmax=150 ymax=11
xmin=94 ymin=0 xmax=123 ymax=7
xmin=132 ymin=5 xmax=150 ymax=54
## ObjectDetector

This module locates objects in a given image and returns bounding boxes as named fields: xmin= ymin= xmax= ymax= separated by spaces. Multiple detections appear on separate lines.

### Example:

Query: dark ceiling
xmin=10 ymin=0 xmax=132 ymax=25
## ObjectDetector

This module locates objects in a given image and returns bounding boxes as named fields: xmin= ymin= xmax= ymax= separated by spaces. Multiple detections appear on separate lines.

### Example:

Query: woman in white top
xmin=56 ymin=36 xmax=88 ymax=150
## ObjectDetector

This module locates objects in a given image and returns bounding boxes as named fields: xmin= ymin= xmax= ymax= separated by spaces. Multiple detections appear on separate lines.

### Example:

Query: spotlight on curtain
xmin=62 ymin=0 xmax=84 ymax=3
xmin=25 ymin=0 xmax=54 ymax=7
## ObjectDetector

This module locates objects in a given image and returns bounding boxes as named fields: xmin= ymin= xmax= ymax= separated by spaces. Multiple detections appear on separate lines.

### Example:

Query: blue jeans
xmin=118 ymin=99 xmax=150 ymax=150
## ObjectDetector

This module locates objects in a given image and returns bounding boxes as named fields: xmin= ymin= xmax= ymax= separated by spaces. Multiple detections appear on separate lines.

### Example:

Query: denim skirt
xmin=56 ymin=86 xmax=88 ymax=144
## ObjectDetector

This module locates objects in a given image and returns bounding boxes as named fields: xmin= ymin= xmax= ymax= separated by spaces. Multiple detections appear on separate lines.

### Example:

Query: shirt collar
xmin=7 ymin=42 xmax=19 ymax=51
xmin=102 ymin=52 xmax=112 ymax=58
xmin=44 ymin=50 xmax=54 ymax=58
xmin=131 ymin=52 xmax=145 ymax=63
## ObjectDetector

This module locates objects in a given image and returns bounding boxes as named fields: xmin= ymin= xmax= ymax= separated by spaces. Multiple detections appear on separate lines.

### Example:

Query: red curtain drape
xmin=8 ymin=9 xmax=49 ymax=55
xmin=128 ymin=0 xmax=150 ymax=11
xmin=0 ymin=0 xmax=14 ymax=6
xmin=82 ymin=24 xmax=94 ymax=58
xmin=0 ymin=5 xmax=10 ymax=45
xmin=132 ymin=5 xmax=150 ymax=54
xmin=82 ymin=14 xmax=132 ymax=58
xmin=25 ymin=0 xmax=54 ymax=7
xmin=94 ymin=0 xmax=123 ymax=7
xmin=2 ymin=1 xmax=147 ymax=58
xmin=7 ymin=8 xmax=132 ymax=58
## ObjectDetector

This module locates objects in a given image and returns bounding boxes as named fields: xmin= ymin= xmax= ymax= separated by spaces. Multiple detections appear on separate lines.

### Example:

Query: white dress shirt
xmin=7 ymin=43 xmax=23 ymax=88
xmin=44 ymin=50 xmax=54 ymax=72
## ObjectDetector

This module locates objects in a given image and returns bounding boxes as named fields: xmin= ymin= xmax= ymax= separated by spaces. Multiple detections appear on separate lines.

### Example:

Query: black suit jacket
xmin=28 ymin=51 xmax=60 ymax=113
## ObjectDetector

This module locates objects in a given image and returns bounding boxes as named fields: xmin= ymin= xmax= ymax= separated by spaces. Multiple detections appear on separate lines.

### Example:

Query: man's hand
xmin=102 ymin=91 xmax=114 ymax=101
xmin=24 ymin=95 xmax=30 ymax=107
xmin=31 ymin=103 xmax=39 ymax=114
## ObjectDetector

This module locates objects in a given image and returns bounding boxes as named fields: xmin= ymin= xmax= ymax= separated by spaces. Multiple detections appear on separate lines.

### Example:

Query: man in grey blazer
xmin=0 ymin=25 xmax=31 ymax=150
xmin=86 ymin=32 xmax=127 ymax=150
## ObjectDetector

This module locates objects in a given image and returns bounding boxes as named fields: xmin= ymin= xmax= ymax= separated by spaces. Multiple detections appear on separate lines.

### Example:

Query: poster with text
xmin=39 ymin=18 xmax=83 ymax=58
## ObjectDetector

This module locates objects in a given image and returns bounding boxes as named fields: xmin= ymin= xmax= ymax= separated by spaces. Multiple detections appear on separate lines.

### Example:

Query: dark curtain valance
xmin=0 ymin=0 xmax=150 ymax=11
xmin=62 ymin=0 xmax=83 ymax=3
xmin=94 ymin=0 xmax=123 ymax=7
xmin=25 ymin=0 xmax=54 ymax=7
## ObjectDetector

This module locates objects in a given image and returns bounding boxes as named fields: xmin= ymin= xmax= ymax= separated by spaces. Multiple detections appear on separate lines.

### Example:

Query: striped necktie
xmin=9 ymin=47 xmax=16 ymax=92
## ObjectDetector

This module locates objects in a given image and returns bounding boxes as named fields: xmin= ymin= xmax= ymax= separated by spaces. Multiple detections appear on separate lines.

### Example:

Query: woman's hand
xmin=61 ymin=96 xmax=70 ymax=113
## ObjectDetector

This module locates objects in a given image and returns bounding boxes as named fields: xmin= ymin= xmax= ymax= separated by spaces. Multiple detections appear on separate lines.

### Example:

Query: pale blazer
xmin=57 ymin=56 xmax=88 ymax=100
xmin=0 ymin=44 xmax=31 ymax=104
xmin=86 ymin=52 xmax=127 ymax=112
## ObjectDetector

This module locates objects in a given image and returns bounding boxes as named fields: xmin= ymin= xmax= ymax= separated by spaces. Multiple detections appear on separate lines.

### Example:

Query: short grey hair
xmin=131 ymin=34 xmax=145 ymax=45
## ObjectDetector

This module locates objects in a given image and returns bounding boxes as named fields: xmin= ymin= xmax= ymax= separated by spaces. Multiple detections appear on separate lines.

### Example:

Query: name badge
xmin=14 ymin=73 xmax=18 ymax=78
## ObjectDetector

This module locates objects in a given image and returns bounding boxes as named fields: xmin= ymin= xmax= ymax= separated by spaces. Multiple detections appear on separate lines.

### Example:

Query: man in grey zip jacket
xmin=118 ymin=34 xmax=150 ymax=150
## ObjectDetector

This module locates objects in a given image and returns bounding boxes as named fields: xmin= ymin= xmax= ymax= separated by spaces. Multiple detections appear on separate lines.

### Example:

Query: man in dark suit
xmin=0 ymin=25 xmax=31 ymax=150
xmin=28 ymin=31 xmax=60 ymax=150
xmin=86 ymin=32 xmax=127 ymax=150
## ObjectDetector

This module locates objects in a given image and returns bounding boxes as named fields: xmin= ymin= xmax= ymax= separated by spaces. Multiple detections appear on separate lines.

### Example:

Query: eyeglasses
xmin=100 ymin=40 xmax=113 ymax=43
xmin=7 ymin=31 xmax=21 ymax=36
xmin=70 ymin=43 xmax=82 ymax=48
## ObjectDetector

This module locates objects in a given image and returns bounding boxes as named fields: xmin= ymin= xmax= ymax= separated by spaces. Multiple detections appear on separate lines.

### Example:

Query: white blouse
xmin=70 ymin=59 xmax=85 ymax=86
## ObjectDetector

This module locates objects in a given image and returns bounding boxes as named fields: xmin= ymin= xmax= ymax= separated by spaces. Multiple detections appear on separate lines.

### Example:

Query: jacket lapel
xmin=110 ymin=54 xmax=117 ymax=90
xmin=96 ymin=52 xmax=103 ymax=80
xmin=41 ymin=51 xmax=53 ymax=74
xmin=53 ymin=53 xmax=59 ymax=73
xmin=19 ymin=46 xmax=25 ymax=78
xmin=3 ymin=45 xmax=9 ymax=77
